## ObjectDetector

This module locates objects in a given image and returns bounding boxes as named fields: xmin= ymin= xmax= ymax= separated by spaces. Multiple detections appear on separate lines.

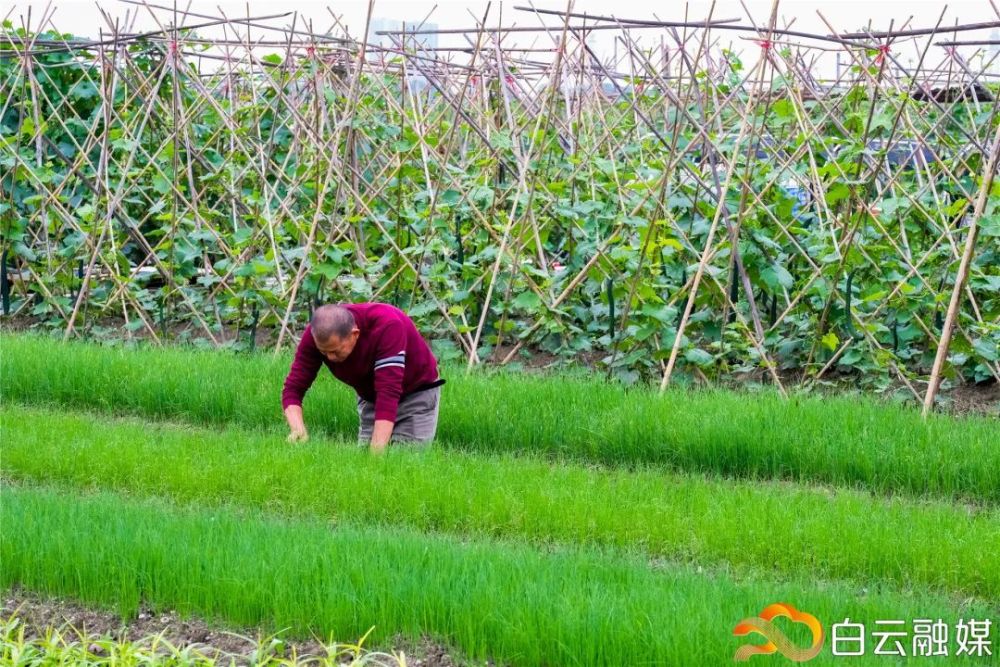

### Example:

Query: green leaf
xmin=972 ymin=338 xmax=998 ymax=362
xmin=879 ymin=197 xmax=908 ymax=219
xmin=152 ymin=174 xmax=171 ymax=195
xmin=493 ymin=132 xmax=513 ymax=150
xmin=979 ymin=215 xmax=1000 ymax=237
xmin=761 ymin=265 xmax=793 ymax=291
xmin=440 ymin=189 xmax=462 ymax=206
xmin=430 ymin=338 xmax=463 ymax=362
xmin=470 ymin=186 xmax=494 ymax=207
xmin=640 ymin=303 xmax=677 ymax=324
xmin=824 ymin=183 xmax=850 ymax=206
xmin=821 ymin=331 xmax=840 ymax=352
xmin=772 ymin=98 xmax=795 ymax=119
xmin=774 ymin=265 xmax=794 ymax=289
xmin=19 ymin=117 xmax=35 ymax=139
xmin=840 ymin=348 xmax=863 ymax=366
xmin=76 ymin=204 xmax=95 ymax=222
xmin=392 ymin=138 xmax=416 ymax=152
xmin=232 ymin=227 xmax=254 ymax=246
xmin=685 ymin=348 xmax=714 ymax=367
xmin=14 ymin=242 xmax=37 ymax=261
xmin=510 ymin=291 xmax=542 ymax=310
xmin=315 ymin=262 xmax=341 ymax=280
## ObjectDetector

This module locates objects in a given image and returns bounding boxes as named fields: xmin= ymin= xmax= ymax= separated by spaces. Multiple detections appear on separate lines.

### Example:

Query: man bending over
xmin=282 ymin=303 xmax=444 ymax=453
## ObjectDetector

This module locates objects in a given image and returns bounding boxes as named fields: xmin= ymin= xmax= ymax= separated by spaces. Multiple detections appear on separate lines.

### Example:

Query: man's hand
xmin=287 ymin=427 xmax=309 ymax=444
xmin=369 ymin=419 xmax=394 ymax=455
xmin=284 ymin=405 xmax=308 ymax=444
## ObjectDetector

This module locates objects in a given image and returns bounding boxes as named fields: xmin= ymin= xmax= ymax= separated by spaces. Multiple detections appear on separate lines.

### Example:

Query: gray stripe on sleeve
xmin=375 ymin=354 xmax=406 ymax=367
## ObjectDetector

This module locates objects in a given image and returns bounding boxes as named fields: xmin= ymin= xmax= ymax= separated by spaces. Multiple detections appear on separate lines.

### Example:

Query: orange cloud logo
xmin=733 ymin=603 xmax=825 ymax=662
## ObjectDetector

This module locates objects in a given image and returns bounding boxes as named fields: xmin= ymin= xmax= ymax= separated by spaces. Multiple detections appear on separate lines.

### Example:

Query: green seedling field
xmin=3 ymin=334 xmax=998 ymax=500
xmin=1 ymin=334 xmax=997 ymax=665
xmin=3 ymin=486 xmax=996 ymax=666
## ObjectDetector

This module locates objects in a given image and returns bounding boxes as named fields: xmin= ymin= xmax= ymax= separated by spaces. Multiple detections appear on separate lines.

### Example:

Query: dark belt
xmin=404 ymin=377 xmax=446 ymax=397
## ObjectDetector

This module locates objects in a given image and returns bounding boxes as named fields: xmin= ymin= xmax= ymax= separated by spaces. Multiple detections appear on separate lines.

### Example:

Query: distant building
xmin=367 ymin=18 xmax=439 ymax=94
xmin=368 ymin=18 xmax=439 ymax=52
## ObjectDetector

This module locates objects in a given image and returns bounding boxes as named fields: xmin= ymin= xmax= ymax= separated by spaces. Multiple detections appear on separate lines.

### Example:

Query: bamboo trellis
xmin=1 ymin=1 xmax=998 ymax=412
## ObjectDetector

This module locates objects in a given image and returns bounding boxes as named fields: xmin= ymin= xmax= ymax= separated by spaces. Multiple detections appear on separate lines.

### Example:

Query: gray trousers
xmin=357 ymin=386 xmax=441 ymax=445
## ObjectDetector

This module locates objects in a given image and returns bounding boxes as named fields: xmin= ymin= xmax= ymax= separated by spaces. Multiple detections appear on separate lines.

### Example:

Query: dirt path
xmin=2 ymin=588 xmax=476 ymax=666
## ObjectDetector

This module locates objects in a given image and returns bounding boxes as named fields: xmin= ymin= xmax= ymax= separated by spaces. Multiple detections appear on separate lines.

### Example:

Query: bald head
xmin=311 ymin=304 xmax=356 ymax=342
xmin=311 ymin=305 xmax=360 ymax=362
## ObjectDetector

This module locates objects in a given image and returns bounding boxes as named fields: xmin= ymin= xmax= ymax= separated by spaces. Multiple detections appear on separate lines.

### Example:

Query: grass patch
xmin=3 ymin=484 xmax=996 ymax=666
xmin=4 ymin=404 xmax=998 ymax=600
xmin=2 ymin=334 xmax=998 ymax=501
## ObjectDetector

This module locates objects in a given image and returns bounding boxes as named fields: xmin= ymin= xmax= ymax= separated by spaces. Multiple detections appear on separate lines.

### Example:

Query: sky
xmin=5 ymin=1 xmax=1000 ymax=76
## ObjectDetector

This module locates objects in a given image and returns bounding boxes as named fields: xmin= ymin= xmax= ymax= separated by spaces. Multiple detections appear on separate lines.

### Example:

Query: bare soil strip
xmin=2 ymin=588 xmax=476 ymax=666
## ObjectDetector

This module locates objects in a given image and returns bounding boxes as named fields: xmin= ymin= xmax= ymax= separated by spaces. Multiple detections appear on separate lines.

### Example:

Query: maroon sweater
xmin=281 ymin=303 xmax=440 ymax=422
